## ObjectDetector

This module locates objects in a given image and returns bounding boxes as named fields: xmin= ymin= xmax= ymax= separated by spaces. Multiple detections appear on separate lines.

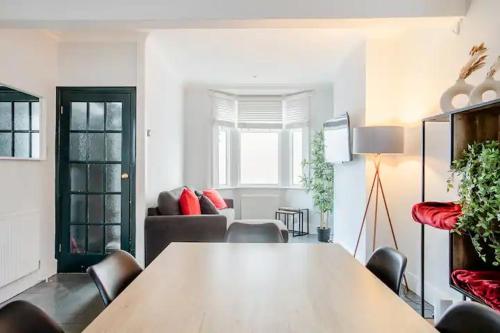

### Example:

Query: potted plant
xmin=301 ymin=130 xmax=334 ymax=242
xmin=447 ymin=140 xmax=500 ymax=266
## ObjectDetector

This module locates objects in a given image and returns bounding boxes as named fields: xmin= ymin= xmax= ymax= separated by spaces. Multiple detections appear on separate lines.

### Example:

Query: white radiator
xmin=240 ymin=194 xmax=280 ymax=220
xmin=0 ymin=211 xmax=40 ymax=288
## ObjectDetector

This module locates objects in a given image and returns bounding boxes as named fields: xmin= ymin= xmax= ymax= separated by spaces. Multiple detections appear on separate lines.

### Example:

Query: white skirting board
xmin=0 ymin=211 xmax=40 ymax=288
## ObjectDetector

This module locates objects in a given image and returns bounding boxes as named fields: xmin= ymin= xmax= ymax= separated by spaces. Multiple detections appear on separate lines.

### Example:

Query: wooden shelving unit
xmin=420 ymin=98 xmax=500 ymax=316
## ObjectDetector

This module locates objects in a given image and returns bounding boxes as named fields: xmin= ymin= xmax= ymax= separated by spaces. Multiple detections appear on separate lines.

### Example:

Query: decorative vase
xmin=469 ymin=77 xmax=500 ymax=104
xmin=440 ymin=79 xmax=474 ymax=113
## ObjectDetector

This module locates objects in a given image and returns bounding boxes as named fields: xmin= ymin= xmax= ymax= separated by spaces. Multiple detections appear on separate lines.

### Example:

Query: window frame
xmin=289 ymin=127 xmax=306 ymax=187
xmin=212 ymin=124 xmax=231 ymax=188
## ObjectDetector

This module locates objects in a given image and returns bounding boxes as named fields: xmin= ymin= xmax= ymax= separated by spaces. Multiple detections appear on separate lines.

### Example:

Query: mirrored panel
xmin=0 ymin=85 xmax=41 ymax=159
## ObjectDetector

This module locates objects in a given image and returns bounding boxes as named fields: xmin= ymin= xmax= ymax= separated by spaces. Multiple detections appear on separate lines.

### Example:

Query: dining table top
xmin=84 ymin=242 xmax=437 ymax=333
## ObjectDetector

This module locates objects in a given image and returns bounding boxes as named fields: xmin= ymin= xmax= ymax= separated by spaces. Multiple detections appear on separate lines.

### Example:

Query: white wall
xmin=362 ymin=0 xmax=500 ymax=307
xmin=331 ymin=41 xmax=368 ymax=261
xmin=183 ymin=83 xmax=333 ymax=230
xmin=0 ymin=30 xmax=58 ymax=302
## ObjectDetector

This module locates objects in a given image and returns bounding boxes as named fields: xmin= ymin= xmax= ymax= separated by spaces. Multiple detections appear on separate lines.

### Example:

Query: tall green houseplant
xmin=301 ymin=130 xmax=335 ymax=231
xmin=448 ymin=140 xmax=500 ymax=266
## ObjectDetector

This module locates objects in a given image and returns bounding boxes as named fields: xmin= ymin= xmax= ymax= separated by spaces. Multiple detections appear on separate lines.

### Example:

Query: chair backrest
xmin=435 ymin=301 xmax=500 ymax=333
xmin=87 ymin=250 xmax=143 ymax=306
xmin=0 ymin=300 xmax=63 ymax=333
xmin=226 ymin=222 xmax=285 ymax=243
xmin=365 ymin=246 xmax=407 ymax=294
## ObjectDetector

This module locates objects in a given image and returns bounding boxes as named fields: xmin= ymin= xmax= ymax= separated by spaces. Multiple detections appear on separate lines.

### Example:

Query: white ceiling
xmin=151 ymin=29 xmax=364 ymax=85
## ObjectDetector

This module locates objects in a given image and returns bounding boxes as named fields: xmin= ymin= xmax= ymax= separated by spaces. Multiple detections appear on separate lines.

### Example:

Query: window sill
xmin=213 ymin=186 xmax=306 ymax=191
xmin=0 ymin=157 xmax=44 ymax=161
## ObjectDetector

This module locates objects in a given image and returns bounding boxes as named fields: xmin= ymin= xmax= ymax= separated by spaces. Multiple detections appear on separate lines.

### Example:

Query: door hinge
xmin=60 ymin=106 xmax=64 ymax=115
xmin=58 ymin=243 xmax=62 ymax=253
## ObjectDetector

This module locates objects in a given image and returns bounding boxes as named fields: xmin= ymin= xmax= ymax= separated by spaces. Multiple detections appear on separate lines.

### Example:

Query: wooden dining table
xmin=84 ymin=243 xmax=437 ymax=333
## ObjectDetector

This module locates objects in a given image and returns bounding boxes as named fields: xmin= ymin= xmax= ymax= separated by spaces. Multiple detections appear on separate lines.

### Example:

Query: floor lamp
xmin=352 ymin=126 xmax=409 ymax=291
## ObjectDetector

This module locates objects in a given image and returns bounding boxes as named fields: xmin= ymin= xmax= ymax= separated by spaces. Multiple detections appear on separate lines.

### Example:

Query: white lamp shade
xmin=353 ymin=126 xmax=404 ymax=154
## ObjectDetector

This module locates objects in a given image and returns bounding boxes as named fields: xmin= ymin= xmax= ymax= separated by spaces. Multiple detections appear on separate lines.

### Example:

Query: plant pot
xmin=317 ymin=227 xmax=331 ymax=243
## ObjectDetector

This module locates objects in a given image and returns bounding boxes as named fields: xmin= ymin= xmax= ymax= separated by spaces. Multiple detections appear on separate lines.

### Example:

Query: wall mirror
xmin=0 ymin=85 xmax=41 ymax=159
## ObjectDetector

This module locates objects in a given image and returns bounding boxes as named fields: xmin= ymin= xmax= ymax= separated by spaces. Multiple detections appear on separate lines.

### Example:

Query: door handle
xmin=121 ymin=173 xmax=129 ymax=179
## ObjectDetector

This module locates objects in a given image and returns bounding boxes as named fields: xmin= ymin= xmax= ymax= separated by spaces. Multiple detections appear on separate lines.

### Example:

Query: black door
xmin=56 ymin=87 xmax=136 ymax=272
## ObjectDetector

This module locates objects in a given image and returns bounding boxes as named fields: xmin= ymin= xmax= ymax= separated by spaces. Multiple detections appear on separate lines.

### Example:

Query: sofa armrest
xmin=224 ymin=198 xmax=234 ymax=209
xmin=144 ymin=215 xmax=227 ymax=266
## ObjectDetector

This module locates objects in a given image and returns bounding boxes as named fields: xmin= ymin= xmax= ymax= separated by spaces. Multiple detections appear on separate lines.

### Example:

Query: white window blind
xmin=284 ymin=93 xmax=310 ymax=128
xmin=212 ymin=92 xmax=236 ymax=127
xmin=237 ymin=97 xmax=282 ymax=129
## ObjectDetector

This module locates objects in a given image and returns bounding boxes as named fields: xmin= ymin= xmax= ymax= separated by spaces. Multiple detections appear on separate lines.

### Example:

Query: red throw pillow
xmin=202 ymin=189 xmax=228 ymax=209
xmin=179 ymin=188 xmax=201 ymax=215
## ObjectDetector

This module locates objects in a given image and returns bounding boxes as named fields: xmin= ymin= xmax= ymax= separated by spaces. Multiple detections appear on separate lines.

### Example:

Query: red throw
xmin=451 ymin=269 xmax=500 ymax=311
xmin=411 ymin=202 xmax=462 ymax=230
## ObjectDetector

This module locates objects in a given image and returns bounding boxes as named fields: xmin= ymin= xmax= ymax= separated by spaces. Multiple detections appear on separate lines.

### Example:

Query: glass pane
xmin=70 ymin=225 xmax=86 ymax=254
xmin=240 ymin=131 xmax=279 ymax=185
xmin=106 ymin=102 xmax=122 ymax=130
xmin=87 ymin=226 xmax=103 ymax=254
xmin=106 ymin=133 xmax=121 ymax=161
xmin=292 ymin=129 xmax=303 ymax=185
xmin=105 ymin=225 xmax=121 ymax=253
xmin=105 ymin=194 xmax=121 ymax=224
xmin=71 ymin=102 xmax=87 ymax=130
xmin=31 ymin=133 xmax=40 ymax=159
xmin=0 ymin=133 xmax=12 ymax=156
xmin=70 ymin=164 xmax=86 ymax=192
xmin=88 ymin=194 xmax=104 ymax=224
xmin=0 ymin=102 xmax=11 ymax=130
xmin=88 ymin=164 xmax=104 ymax=192
xmin=106 ymin=164 xmax=121 ymax=192
xmin=88 ymin=133 xmax=105 ymax=161
xmin=218 ymin=128 xmax=227 ymax=185
xmin=14 ymin=133 xmax=29 ymax=158
xmin=31 ymin=102 xmax=40 ymax=131
xmin=70 ymin=194 xmax=86 ymax=224
xmin=69 ymin=133 xmax=87 ymax=161
xmin=89 ymin=103 xmax=104 ymax=130
xmin=14 ymin=102 xmax=29 ymax=130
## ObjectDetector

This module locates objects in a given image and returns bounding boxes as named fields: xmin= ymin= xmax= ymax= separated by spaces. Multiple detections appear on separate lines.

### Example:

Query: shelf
xmin=422 ymin=98 xmax=500 ymax=123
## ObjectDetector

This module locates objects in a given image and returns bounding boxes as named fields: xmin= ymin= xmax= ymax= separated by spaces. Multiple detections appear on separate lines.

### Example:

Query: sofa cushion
xmin=203 ymin=189 xmax=227 ymax=209
xmin=157 ymin=191 xmax=180 ymax=215
xmin=179 ymin=188 xmax=201 ymax=215
xmin=199 ymin=195 xmax=219 ymax=215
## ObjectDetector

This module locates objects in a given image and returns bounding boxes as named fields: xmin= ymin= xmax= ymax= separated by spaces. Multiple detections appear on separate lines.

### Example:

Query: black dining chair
xmin=435 ymin=301 xmax=500 ymax=333
xmin=226 ymin=222 xmax=285 ymax=243
xmin=365 ymin=246 xmax=407 ymax=294
xmin=87 ymin=250 xmax=143 ymax=307
xmin=0 ymin=300 xmax=63 ymax=333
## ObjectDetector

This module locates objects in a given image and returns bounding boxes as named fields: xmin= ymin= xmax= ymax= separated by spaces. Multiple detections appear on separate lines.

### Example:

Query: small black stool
xmin=275 ymin=207 xmax=309 ymax=237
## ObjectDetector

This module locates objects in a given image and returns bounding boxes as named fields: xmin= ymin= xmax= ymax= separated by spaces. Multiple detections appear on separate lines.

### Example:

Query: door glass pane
xmin=88 ymin=195 xmax=104 ymax=224
xmin=31 ymin=133 xmax=40 ymax=159
xmin=70 ymin=194 xmax=86 ymax=224
xmin=14 ymin=102 xmax=29 ymax=130
xmin=88 ymin=133 xmax=105 ymax=161
xmin=31 ymin=102 xmax=40 ymax=131
xmin=106 ymin=133 xmax=121 ymax=161
xmin=89 ymin=103 xmax=104 ymax=130
xmin=14 ymin=133 xmax=29 ymax=158
xmin=70 ymin=225 xmax=86 ymax=254
xmin=105 ymin=194 xmax=121 ymax=223
xmin=0 ymin=133 xmax=11 ymax=156
xmin=70 ymin=164 xmax=86 ymax=192
xmin=105 ymin=225 xmax=121 ymax=253
xmin=0 ymin=102 xmax=11 ymax=130
xmin=70 ymin=133 xmax=87 ymax=161
xmin=71 ymin=102 xmax=87 ymax=130
xmin=88 ymin=164 xmax=104 ymax=192
xmin=106 ymin=164 xmax=121 ymax=192
xmin=87 ymin=226 xmax=103 ymax=254
xmin=106 ymin=102 xmax=122 ymax=130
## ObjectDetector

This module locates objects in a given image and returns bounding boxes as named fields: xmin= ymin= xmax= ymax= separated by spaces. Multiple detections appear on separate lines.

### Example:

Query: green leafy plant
xmin=301 ymin=130 xmax=334 ymax=229
xmin=447 ymin=140 xmax=500 ymax=266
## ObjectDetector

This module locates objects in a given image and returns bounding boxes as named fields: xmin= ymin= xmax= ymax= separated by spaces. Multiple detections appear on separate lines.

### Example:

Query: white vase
xmin=469 ymin=77 xmax=500 ymax=105
xmin=440 ymin=79 xmax=474 ymax=113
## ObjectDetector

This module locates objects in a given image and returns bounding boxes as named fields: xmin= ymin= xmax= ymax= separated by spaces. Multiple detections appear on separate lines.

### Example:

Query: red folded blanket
xmin=411 ymin=202 xmax=461 ymax=230
xmin=451 ymin=269 xmax=500 ymax=311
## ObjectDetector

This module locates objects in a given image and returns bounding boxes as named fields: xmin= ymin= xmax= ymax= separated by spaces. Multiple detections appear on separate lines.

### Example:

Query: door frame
xmin=55 ymin=87 xmax=137 ymax=270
